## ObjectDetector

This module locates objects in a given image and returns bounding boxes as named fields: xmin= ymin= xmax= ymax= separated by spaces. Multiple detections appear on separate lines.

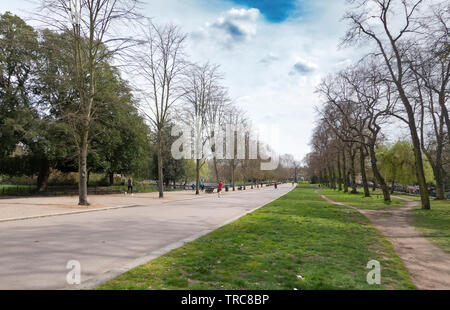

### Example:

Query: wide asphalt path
xmin=0 ymin=184 xmax=292 ymax=289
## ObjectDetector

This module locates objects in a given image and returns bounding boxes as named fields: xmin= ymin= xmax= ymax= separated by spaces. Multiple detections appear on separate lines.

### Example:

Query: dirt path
xmin=320 ymin=192 xmax=450 ymax=290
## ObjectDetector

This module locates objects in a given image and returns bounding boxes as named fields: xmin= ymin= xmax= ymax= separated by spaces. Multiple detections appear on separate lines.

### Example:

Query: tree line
xmin=0 ymin=1 xmax=299 ymax=205
xmin=305 ymin=0 xmax=449 ymax=209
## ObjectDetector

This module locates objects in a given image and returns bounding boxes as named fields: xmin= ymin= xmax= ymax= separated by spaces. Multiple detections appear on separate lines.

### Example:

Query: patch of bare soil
xmin=321 ymin=193 xmax=450 ymax=290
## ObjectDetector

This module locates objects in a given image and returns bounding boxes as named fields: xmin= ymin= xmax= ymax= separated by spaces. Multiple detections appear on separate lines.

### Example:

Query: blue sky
xmin=227 ymin=0 xmax=300 ymax=22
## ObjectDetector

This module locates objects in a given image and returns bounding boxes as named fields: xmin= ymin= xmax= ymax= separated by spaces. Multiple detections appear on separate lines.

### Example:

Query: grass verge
xmin=319 ymin=188 xmax=404 ymax=210
xmin=96 ymin=184 xmax=415 ymax=290
xmin=409 ymin=199 xmax=450 ymax=252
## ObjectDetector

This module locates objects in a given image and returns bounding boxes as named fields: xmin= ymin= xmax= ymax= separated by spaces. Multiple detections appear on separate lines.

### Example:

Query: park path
xmin=0 ymin=189 xmax=244 ymax=222
xmin=320 ymin=192 xmax=450 ymax=290
xmin=0 ymin=184 xmax=293 ymax=289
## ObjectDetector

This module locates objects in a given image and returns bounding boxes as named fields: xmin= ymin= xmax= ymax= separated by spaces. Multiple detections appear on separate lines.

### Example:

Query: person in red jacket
xmin=218 ymin=180 xmax=223 ymax=198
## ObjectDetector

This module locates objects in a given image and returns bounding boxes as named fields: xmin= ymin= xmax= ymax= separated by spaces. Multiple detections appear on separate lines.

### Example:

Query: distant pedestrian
xmin=191 ymin=184 xmax=195 ymax=191
xmin=201 ymin=183 xmax=205 ymax=191
xmin=127 ymin=177 xmax=133 ymax=195
xmin=274 ymin=182 xmax=278 ymax=189
xmin=217 ymin=180 xmax=223 ymax=198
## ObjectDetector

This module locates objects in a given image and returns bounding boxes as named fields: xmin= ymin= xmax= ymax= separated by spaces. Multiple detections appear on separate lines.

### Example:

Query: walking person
xmin=217 ymin=180 xmax=223 ymax=198
xmin=127 ymin=177 xmax=133 ymax=195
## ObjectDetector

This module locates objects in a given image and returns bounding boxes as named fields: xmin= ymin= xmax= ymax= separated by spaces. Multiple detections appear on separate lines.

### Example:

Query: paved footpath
xmin=0 ymin=184 xmax=292 ymax=289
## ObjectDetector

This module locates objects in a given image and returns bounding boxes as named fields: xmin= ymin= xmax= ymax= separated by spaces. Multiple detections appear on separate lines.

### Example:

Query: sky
xmin=0 ymin=0 xmax=371 ymax=162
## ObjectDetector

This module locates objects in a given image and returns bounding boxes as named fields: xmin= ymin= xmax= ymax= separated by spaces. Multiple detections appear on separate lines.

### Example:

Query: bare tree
xmin=225 ymin=107 xmax=247 ymax=191
xmin=343 ymin=0 xmax=431 ymax=209
xmin=410 ymin=50 xmax=448 ymax=199
xmin=181 ymin=62 xmax=221 ymax=194
xmin=340 ymin=62 xmax=395 ymax=201
xmin=412 ymin=2 xmax=450 ymax=139
xmin=405 ymin=3 xmax=449 ymax=199
xmin=135 ymin=22 xmax=186 ymax=198
xmin=205 ymin=70 xmax=231 ymax=183
xmin=37 ymin=0 xmax=141 ymax=205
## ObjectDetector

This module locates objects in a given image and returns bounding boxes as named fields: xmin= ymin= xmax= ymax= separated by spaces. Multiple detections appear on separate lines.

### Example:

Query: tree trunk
xmin=195 ymin=159 xmax=200 ymax=195
xmin=342 ymin=150 xmax=348 ymax=193
xmin=438 ymin=92 xmax=450 ymax=143
xmin=157 ymin=131 xmax=164 ymax=198
xmin=368 ymin=144 xmax=390 ymax=202
xmin=322 ymin=169 xmax=328 ymax=187
xmin=328 ymin=166 xmax=332 ymax=189
xmin=399 ymin=89 xmax=430 ymax=209
xmin=213 ymin=157 xmax=219 ymax=183
xmin=423 ymin=134 xmax=445 ymax=200
xmin=431 ymin=163 xmax=445 ymax=200
xmin=337 ymin=153 xmax=342 ymax=191
xmin=37 ymin=159 xmax=50 ymax=192
xmin=350 ymin=150 xmax=357 ymax=194
xmin=232 ymin=166 xmax=235 ymax=191
xmin=78 ymin=131 xmax=89 ymax=205
xmin=359 ymin=147 xmax=370 ymax=197
xmin=109 ymin=172 xmax=114 ymax=186
xmin=330 ymin=165 xmax=336 ymax=189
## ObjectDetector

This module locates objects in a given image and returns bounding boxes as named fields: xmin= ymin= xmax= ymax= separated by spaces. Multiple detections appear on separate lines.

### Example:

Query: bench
xmin=205 ymin=187 xmax=215 ymax=194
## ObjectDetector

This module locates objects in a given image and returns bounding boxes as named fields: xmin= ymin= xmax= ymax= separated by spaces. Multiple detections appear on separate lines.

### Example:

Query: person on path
xmin=274 ymin=182 xmax=278 ymax=189
xmin=127 ymin=177 xmax=133 ymax=195
xmin=217 ymin=181 xmax=223 ymax=198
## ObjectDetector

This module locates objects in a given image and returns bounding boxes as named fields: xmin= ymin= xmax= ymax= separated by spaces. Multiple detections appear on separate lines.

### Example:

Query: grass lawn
xmin=319 ymin=188 xmax=404 ymax=210
xmin=409 ymin=199 xmax=450 ymax=252
xmin=96 ymin=184 xmax=415 ymax=290
xmin=0 ymin=184 xmax=37 ymax=195
xmin=0 ymin=184 xmax=36 ymax=190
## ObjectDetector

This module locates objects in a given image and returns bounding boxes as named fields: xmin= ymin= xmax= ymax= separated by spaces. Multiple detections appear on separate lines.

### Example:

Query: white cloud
xmin=193 ymin=7 xmax=261 ymax=48
xmin=259 ymin=53 xmax=279 ymax=65
xmin=290 ymin=57 xmax=318 ymax=75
